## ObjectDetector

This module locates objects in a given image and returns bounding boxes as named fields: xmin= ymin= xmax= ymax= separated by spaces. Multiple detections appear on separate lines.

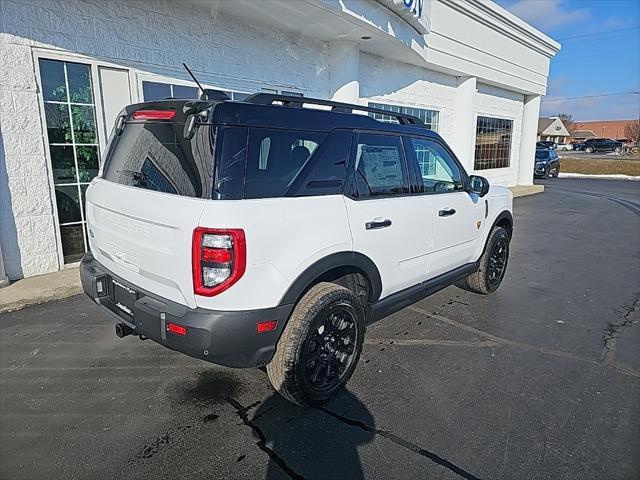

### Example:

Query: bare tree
xmin=624 ymin=120 xmax=640 ymax=143
xmin=556 ymin=113 xmax=575 ymax=132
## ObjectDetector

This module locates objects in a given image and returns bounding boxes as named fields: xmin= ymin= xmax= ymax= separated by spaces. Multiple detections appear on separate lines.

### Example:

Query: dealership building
xmin=0 ymin=0 xmax=559 ymax=282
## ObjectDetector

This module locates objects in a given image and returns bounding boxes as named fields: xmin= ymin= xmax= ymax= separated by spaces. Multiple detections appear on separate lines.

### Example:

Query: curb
xmin=0 ymin=267 xmax=82 ymax=314
xmin=509 ymin=185 xmax=544 ymax=198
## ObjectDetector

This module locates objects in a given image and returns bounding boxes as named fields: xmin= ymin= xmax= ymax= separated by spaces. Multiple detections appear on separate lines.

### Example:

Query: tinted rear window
xmin=535 ymin=149 xmax=549 ymax=160
xmin=103 ymin=122 xmax=214 ymax=198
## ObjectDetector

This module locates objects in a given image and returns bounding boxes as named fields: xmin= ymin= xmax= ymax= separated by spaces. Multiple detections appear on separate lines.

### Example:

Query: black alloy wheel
xmin=487 ymin=237 xmax=508 ymax=290
xmin=304 ymin=306 xmax=359 ymax=391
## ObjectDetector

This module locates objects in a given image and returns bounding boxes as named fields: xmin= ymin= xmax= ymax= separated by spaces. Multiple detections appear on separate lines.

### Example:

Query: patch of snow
xmin=558 ymin=173 xmax=640 ymax=181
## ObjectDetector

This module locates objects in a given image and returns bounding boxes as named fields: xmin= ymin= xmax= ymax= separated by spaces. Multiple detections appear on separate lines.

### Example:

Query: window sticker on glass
xmin=355 ymin=135 xmax=407 ymax=197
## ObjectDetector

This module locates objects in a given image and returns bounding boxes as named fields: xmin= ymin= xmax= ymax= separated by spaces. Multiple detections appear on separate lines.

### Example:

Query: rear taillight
xmin=192 ymin=228 xmax=246 ymax=297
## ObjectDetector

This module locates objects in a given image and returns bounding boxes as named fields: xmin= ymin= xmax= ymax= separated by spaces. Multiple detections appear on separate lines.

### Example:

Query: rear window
xmin=535 ymin=149 xmax=549 ymax=160
xmin=103 ymin=121 xmax=214 ymax=198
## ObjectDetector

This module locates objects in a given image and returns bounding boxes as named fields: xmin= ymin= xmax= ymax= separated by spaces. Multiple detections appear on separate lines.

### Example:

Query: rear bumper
xmin=80 ymin=253 xmax=292 ymax=368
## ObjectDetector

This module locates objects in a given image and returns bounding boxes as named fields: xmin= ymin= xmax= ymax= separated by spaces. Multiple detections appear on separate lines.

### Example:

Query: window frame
xmin=34 ymin=50 xmax=112 ymax=267
xmin=368 ymin=101 xmax=440 ymax=132
xmin=402 ymin=135 xmax=469 ymax=196
xmin=137 ymin=73 xmax=250 ymax=102
xmin=473 ymin=114 xmax=515 ymax=171
xmin=344 ymin=130 xmax=413 ymax=201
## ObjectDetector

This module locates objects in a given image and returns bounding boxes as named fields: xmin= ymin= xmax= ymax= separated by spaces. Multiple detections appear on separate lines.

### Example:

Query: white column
xmin=0 ymin=242 xmax=9 ymax=288
xmin=517 ymin=94 xmax=541 ymax=186
xmin=329 ymin=41 xmax=360 ymax=104
xmin=452 ymin=76 xmax=477 ymax=173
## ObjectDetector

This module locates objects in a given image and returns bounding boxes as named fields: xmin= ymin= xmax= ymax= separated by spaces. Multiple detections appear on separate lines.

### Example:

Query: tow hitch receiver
xmin=115 ymin=323 xmax=135 ymax=338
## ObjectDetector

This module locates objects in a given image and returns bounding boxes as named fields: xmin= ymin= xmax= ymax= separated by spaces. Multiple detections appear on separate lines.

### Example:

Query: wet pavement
xmin=1 ymin=178 xmax=639 ymax=480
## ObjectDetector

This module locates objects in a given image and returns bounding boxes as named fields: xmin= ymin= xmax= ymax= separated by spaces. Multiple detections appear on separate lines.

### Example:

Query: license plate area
xmin=109 ymin=278 xmax=138 ymax=317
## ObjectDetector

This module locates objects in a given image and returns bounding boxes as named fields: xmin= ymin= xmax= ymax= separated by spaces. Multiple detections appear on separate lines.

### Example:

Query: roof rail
xmin=244 ymin=93 xmax=426 ymax=127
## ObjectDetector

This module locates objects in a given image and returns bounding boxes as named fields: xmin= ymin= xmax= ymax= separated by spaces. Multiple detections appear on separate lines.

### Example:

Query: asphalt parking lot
xmin=1 ymin=178 xmax=639 ymax=480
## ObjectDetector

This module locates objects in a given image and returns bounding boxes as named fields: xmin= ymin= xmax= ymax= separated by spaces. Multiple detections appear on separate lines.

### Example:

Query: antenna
xmin=183 ymin=63 xmax=204 ymax=94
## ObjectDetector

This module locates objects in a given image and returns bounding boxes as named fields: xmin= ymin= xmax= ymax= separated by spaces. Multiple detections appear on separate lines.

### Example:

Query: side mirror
xmin=468 ymin=175 xmax=490 ymax=197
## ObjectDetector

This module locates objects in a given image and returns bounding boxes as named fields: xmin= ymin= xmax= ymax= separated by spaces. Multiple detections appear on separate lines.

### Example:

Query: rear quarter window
xmin=103 ymin=121 xmax=214 ymax=198
xmin=243 ymin=128 xmax=327 ymax=199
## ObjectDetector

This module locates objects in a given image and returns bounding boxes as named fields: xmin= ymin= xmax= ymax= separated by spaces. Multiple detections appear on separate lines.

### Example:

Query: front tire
xmin=267 ymin=282 xmax=365 ymax=406
xmin=585 ymin=147 xmax=594 ymax=153
xmin=465 ymin=227 xmax=510 ymax=295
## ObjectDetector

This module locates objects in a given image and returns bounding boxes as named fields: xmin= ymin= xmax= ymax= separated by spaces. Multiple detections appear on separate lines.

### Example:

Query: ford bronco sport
xmin=81 ymin=92 xmax=513 ymax=406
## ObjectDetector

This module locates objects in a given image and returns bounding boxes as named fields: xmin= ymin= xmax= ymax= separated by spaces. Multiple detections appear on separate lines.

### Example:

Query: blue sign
xmin=402 ymin=0 xmax=423 ymax=18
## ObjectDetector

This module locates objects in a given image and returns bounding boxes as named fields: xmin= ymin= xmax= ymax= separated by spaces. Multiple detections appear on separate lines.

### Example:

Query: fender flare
xmin=476 ymin=210 xmax=514 ymax=262
xmin=278 ymin=251 xmax=383 ymax=305
xmin=490 ymin=210 xmax=514 ymax=237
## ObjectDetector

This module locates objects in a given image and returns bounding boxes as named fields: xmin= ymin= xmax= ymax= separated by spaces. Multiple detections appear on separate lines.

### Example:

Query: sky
xmin=496 ymin=0 xmax=640 ymax=121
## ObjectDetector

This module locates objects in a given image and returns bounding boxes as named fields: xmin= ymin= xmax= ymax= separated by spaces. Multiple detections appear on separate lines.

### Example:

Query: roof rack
xmin=244 ymin=93 xmax=426 ymax=127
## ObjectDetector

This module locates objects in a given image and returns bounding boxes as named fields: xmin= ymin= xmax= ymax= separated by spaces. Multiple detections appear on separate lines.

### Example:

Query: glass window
xmin=407 ymin=137 xmax=463 ymax=194
xmin=244 ymin=128 xmax=326 ymax=199
xmin=39 ymin=58 xmax=100 ymax=263
xmin=102 ymin=122 xmax=214 ymax=199
xmin=368 ymin=102 xmax=439 ymax=131
xmin=353 ymin=134 xmax=407 ymax=198
xmin=142 ymin=80 xmax=198 ymax=100
xmin=291 ymin=130 xmax=351 ymax=197
xmin=215 ymin=127 xmax=248 ymax=200
xmin=142 ymin=80 xmax=248 ymax=102
xmin=474 ymin=116 xmax=513 ymax=170
xmin=261 ymin=87 xmax=304 ymax=97
xmin=535 ymin=149 xmax=550 ymax=160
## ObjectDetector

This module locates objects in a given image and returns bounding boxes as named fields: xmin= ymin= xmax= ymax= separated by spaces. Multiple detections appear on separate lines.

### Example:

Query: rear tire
xmin=266 ymin=282 xmax=365 ymax=407
xmin=465 ymin=227 xmax=510 ymax=295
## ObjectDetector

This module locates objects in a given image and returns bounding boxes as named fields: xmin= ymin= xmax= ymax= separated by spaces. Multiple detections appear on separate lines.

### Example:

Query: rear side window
xmin=244 ymin=128 xmax=326 ymax=199
xmin=103 ymin=122 xmax=214 ymax=198
xmin=352 ymin=134 xmax=408 ymax=198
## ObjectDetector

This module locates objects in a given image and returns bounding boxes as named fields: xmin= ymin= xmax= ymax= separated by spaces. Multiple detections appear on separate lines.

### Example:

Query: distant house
xmin=571 ymin=120 xmax=636 ymax=142
xmin=537 ymin=117 xmax=570 ymax=143
xmin=569 ymin=129 xmax=596 ymax=143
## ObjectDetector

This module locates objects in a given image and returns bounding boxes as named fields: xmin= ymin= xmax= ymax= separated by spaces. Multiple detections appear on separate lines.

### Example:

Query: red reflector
xmin=202 ymin=248 xmax=232 ymax=263
xmin=257 ymin=320 xmax=278 ymax=333
xmin=167 ymin=323 xmax=187 ymax=336
xmin=132 ymin=109 xmax=176 ymax=120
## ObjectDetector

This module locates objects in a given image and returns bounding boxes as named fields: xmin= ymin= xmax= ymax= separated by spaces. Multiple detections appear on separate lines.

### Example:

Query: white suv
xmin=81 ymin=93 xmax=513 ymax=406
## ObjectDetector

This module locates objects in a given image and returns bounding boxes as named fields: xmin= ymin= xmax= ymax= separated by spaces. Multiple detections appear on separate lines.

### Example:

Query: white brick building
xmin=0 ymin=0 xmax=559 ymax=281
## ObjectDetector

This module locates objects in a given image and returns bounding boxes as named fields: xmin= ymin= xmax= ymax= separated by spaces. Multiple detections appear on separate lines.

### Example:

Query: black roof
xmin=124 ymin=95 xmax=441 ymax=140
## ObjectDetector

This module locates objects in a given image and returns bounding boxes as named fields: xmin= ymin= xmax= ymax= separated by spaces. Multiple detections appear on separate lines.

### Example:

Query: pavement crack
xmin=225 ymin=397 xmax=306 ymax=480
xmin=599 ymin=292 xmax=640 ymax=365
xmin=319 ymin=407 xmax=482 ymax=480
xmin=408 ymin=306 xmax=640 ymax=378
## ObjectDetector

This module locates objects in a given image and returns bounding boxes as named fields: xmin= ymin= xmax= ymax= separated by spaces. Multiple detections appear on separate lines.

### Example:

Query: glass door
xmin=39 ymin=59 xmax=100 ymax=263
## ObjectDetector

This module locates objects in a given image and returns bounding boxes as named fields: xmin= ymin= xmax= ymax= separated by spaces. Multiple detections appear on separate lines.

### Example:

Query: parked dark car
xmin=573 ymin=142 xmax=586 ymax=151
xmin=534 ymin=148 xmax=560 ymax=179
xmin=537 ymin=140 xmax=556 ymax=149
xmin=582 ymin=138 xmax=623 ymax=154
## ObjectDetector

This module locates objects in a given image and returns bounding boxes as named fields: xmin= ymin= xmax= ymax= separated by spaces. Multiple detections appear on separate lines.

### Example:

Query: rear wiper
xmin=118 ymin=170 xmax=150 ymax=187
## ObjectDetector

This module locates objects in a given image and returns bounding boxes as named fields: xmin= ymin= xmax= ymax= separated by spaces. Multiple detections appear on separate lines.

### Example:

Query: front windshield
xmin=535 ymin=149 xmax=549 ymax=160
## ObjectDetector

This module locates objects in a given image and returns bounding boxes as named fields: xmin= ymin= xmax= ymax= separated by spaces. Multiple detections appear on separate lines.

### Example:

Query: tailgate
xmin=86 ymin=179 xmax=206 ymax=308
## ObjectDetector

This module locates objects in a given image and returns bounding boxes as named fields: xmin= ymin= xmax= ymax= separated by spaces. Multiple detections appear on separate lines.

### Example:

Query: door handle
xmin=365 ymin=219 xmax=392 ymax=230
xmin=438 ymin=208 xmax=456 ymax=217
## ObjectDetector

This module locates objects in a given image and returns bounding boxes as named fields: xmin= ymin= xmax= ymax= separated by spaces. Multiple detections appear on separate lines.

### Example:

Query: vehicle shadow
xmin=245 ymin=388 xmax=375 ymax=480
